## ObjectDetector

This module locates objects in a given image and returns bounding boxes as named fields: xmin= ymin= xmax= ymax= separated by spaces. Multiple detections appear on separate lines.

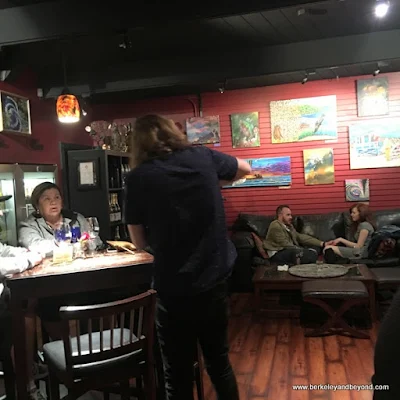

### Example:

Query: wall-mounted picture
xmin=357 ymin=77 xmax=389 ymax=117
xmin=230 ymin=112 xmax=260 ymax=148
xmin=303 ymin=148 xmax=335 ymax=185
xmin=349 ymin=119 xmax=400 ymax=169
xmin=270 ymin=95 xmax=337 ymax=143
xmin=345 ymin=179 xmax=370 ymax=202
xmin=0 ymin=91 xmax=31 ymax=135
xmin=223 ymin=156 xmax=291 ymax=188
xmin=186 ymin=116 xmax=220 ymax=144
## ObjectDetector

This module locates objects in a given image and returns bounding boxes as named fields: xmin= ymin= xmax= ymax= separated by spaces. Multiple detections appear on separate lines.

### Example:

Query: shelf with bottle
xmin=107 ymin=158 xmax=132 ymax=190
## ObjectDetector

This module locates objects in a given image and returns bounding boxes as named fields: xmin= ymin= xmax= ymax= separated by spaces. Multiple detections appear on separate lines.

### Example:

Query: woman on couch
xmin=324 ymin=203 xmax=376 ymax=263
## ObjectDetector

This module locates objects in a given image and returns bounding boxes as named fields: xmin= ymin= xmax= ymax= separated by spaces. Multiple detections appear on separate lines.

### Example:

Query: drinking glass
xmin=86 ymin=217 xmax=100 ymax=238
xmin=54 ymin=222 xmax=72 ymax=244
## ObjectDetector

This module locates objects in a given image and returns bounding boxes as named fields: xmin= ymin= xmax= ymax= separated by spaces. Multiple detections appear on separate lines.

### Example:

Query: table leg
xmin=254 ymin=286 xmax=261 ymax=311
xmin=10 ymin=295 xmax=29 ymax=400
xmin=367 ymin=282 xmax=377 ymax=322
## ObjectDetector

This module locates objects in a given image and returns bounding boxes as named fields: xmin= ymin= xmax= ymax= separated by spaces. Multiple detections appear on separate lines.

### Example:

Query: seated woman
xmin=19 ymin=181 xmax=93 ymax=254
xmin=324 ymin=203 xmax=376 ymax=263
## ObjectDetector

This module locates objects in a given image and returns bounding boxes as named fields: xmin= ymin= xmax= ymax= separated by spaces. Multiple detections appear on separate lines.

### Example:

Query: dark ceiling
xmin=0 ymin=0 xmax=399 ymax=103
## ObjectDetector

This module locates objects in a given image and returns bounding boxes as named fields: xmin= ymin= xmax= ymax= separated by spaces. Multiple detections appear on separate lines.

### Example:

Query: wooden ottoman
xmin=302 ymin=280 xmax=370 ymax=339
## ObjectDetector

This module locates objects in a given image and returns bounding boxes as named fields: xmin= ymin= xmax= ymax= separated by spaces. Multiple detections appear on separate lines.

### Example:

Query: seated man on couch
xmin=263 ymin=205 xmax=325 ymax=265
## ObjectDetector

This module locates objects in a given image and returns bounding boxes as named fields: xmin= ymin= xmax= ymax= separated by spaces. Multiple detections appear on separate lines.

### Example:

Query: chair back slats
xmin=59 ymin=289 xmax=156 ymax=377
xmin=88 ymin=319 xmax=93 ymax=353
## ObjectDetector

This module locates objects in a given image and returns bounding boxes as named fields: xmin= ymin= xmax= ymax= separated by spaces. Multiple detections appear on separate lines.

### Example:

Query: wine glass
xmin=86 ymin=217 xmax=100 ymax=238
xmin=54 ymin=222 xmax=72 ymax=244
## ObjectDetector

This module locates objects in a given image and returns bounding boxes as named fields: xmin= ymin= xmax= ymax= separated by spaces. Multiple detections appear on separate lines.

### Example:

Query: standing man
xmin=263 ymin=205 xmax=325 ymax=265
xmin=125 ymin=115 xmax=251 ymax=400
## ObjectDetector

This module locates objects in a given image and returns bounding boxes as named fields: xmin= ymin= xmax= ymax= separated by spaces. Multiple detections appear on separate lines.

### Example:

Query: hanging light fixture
xmin=56 ymin=51 xmax=80 ymax=123
xmin=56 ymin=90 xmax=80 ymax=123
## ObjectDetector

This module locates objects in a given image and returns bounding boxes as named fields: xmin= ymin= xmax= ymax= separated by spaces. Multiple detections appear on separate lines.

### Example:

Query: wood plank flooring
xmin=203 ymin=294 xmax=379 ymax=400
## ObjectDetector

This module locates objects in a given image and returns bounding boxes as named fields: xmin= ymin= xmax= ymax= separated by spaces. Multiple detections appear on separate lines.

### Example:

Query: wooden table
xmin=7 ymin=251 xmax=154 ymax=400
xmin=252 ymin=264 xmax=376 ymax=321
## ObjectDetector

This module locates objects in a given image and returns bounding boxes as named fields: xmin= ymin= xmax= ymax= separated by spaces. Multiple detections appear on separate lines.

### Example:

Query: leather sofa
xmin=230 ymin=209 xmax=400 ymax=292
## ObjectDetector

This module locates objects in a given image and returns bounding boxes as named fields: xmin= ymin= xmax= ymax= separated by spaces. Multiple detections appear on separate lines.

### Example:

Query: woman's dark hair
xmin=31 ymin=182 xmax=62 ymax=210
xmin=349 ymin=203 xmax=376 ymax=233
xmin=131 ymin=114 xmax=189 ymax=167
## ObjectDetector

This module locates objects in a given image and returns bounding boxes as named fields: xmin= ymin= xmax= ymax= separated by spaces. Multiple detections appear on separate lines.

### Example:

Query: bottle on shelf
xmin=115 ymin=226 xmax=121 ymax=240
xmin=109 ymin=194 xmax=115 ymax=222
xmin=114 ymin=193 xmax=121 ymax=221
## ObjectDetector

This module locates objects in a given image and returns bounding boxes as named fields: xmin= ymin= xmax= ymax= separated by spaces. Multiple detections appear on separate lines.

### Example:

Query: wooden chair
xmin=43 ymin=289 xmax=157 ymax=400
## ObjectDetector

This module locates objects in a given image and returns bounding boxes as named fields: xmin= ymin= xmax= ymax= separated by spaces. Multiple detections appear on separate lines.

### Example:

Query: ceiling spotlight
xmin=301 ymin=75 xmax=308 ymax=84
xmin=373 ymin=69 xmax=380 ymax=76
xmin=85 ymin=126 xmax=91 ymax=133
xmin=375 ymin=0 xmax=390 ymax=18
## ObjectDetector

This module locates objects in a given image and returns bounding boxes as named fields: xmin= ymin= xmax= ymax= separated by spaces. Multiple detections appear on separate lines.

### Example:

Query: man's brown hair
xmin=131 ymin=114 xmax=189 ymax=167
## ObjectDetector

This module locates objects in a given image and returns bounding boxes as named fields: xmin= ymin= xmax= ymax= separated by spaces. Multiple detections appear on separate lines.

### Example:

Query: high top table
xmin=7 ymin=251 xmax=154 ymax=400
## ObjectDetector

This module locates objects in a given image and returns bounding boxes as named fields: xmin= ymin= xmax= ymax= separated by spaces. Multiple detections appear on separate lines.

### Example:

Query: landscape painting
xmin=303 ymin=148 xmax=335 ymax=185
xmin=270 ymin=95 xmax=337 ymax=143
xmin=345 ymin=179 xmax=370 ymax=202
xmin=349 ymin=119 xmax=400 ymax=169
xmin=186 ymin=116 xmax=220 ymax=144
xmin=230 ymin=112 xmax=260 ymax=148
xmin=357 ymin=77 xmax=389 ymax=117
xmin=223 ymin=156 xmax=291 ymax=188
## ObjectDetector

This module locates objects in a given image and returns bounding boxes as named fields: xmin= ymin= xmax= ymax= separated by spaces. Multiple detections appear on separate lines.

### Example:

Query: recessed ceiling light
xmin=375 ymin=1 xmax=390 ymax=18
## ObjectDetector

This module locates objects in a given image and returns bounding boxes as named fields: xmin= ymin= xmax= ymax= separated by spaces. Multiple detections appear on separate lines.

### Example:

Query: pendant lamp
xmin=56 ymin=53 xmax=80 ymax=123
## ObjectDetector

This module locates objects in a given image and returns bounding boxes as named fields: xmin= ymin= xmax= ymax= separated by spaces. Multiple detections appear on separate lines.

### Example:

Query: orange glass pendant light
xmin=56 ymin=91 xmax=80 ymax=123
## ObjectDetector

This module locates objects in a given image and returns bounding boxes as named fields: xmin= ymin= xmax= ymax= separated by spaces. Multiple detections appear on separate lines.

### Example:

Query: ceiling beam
xmin=0 ymin=0 xmax=327 ymax=45
xmin=41 ymin=29 xmax=400 ymax=99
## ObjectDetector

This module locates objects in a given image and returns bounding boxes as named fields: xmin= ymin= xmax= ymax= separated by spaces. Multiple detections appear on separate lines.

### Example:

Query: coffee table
xmin=252 ymin=264 xmax=376 ymax=321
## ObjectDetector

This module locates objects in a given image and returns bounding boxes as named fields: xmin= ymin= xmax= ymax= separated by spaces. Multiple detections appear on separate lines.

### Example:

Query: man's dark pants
xmin=270 ymin=247 xmax=319 ymax=265
xmin=156 ymin=281 xmax=239 ymax=400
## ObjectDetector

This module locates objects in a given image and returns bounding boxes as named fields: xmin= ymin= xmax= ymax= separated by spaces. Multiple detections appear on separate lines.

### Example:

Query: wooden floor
xmin=203 ymin=293 xmax=379 ymax=400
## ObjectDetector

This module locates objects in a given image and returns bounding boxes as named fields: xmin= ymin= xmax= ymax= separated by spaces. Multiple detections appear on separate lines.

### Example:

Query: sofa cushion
xmin=230 ymin=231 xmax=254 ymax=249
xmin=232 ymin=213 xmax=274 ymax=238
xmin=294 ymin=212 xmax=345 ymax=242
xmin=350 ymin=256 xmax=399 ymax=268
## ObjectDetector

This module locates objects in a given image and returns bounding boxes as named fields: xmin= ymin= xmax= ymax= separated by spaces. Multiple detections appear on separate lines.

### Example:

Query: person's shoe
xmin=28 ymin=387 xmax=47 ymax=400
xmin=32 ymin=362 xmax=48 ymax=380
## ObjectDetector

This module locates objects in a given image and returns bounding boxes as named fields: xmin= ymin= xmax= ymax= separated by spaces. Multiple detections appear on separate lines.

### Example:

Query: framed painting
xmin=303 ymin=148 xmax=335 ymax=185
xmin=345 ymin=179 xmax=370 ymax=202
xmin=357 ymin=77 xmax=389 ymax=117
xmin=186 ymin=116 xmax=220 ymax=144
xmin=349 ymin=119 xmax=400 ymax=169
xmin=222 ymin=156 xmax=291 ymax=188
xmin=270 ymin=95 xmax=337 ymax=143
xmin=0 ymin=91 xmax=32 ymax=135
xmin=230 ymin=112 xmax=260 ymax=148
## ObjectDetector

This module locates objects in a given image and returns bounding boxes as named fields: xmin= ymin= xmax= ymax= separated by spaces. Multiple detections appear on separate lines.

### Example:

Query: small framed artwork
xmin=77 ymin=160 xmax=99 ymax=190
xmin=356 ymin=77 xmax=389 ymax=117
xmin=0 ymin=91 xmax=32 ymax=135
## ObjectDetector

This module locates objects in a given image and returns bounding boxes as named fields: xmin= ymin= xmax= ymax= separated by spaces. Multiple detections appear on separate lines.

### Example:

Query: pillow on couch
xmin=251 ymin=232 xmax=268 ymax=259
xmin=232 ymin=213 xmax=274 ymax=238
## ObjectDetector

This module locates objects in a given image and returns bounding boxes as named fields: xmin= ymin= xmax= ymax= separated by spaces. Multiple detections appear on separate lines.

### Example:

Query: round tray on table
xmin=288 ymin=263 xmax=350 ymax=279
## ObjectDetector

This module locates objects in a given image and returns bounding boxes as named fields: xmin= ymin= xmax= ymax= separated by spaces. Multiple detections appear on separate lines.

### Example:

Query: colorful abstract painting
xmin=186 ymin=116 xmax=220 ymax=144
xmin=349 ymin=119 xmax=400 ymax=169
xmin=357 ymin=77 xmax=389 ymax=117
xmin=345 ymin=179 xmax=370 ymax=202
xmin=303 ymin=148 xmax=335 ymax=185
xmin=223 ymin=156 xmax=291 ymax=188
xmin=0 ymin=91 xmax=31 ymax=135
xmin=230 ymin=112 xmax=260 ymax=148
xmin=270 ymin=95 xmax=337 ymax=143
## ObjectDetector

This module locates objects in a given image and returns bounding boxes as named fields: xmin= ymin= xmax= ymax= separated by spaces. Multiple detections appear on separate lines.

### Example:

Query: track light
xmin=375 ymin=0 xmax=390 ymax=18
xmin=301 ymin=75 xmax=308 ymax=84
xmin=373 ymin=69 xmax=380 ymax=76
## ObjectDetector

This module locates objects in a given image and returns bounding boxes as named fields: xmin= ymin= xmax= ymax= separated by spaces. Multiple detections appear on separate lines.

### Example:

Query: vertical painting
xmin=357 ymin=77 xmax=389 ymax=117
xmin=186 ymin=116 xmax=220 ymax=144
xmin=0 ymin=91 xmax=31 ymax=135
xmin=230 ymin=112 xmax=260 ymax=148
xmin=345 ymin=179 xmax=370 ymax=202
xmin=223 ymin=156 xmax=291 ymax=188
xmin=303 ymin=148 xmax=335 ymax=185
xmin=349 ymin=119 xmax=400 ymax=169
xmin=270 ymin=95 xmax=337 ymax=143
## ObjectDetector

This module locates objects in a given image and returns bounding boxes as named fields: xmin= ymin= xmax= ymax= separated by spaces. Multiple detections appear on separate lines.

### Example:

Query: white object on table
xmin=277 ymin=264 xmax=289 ymax=271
